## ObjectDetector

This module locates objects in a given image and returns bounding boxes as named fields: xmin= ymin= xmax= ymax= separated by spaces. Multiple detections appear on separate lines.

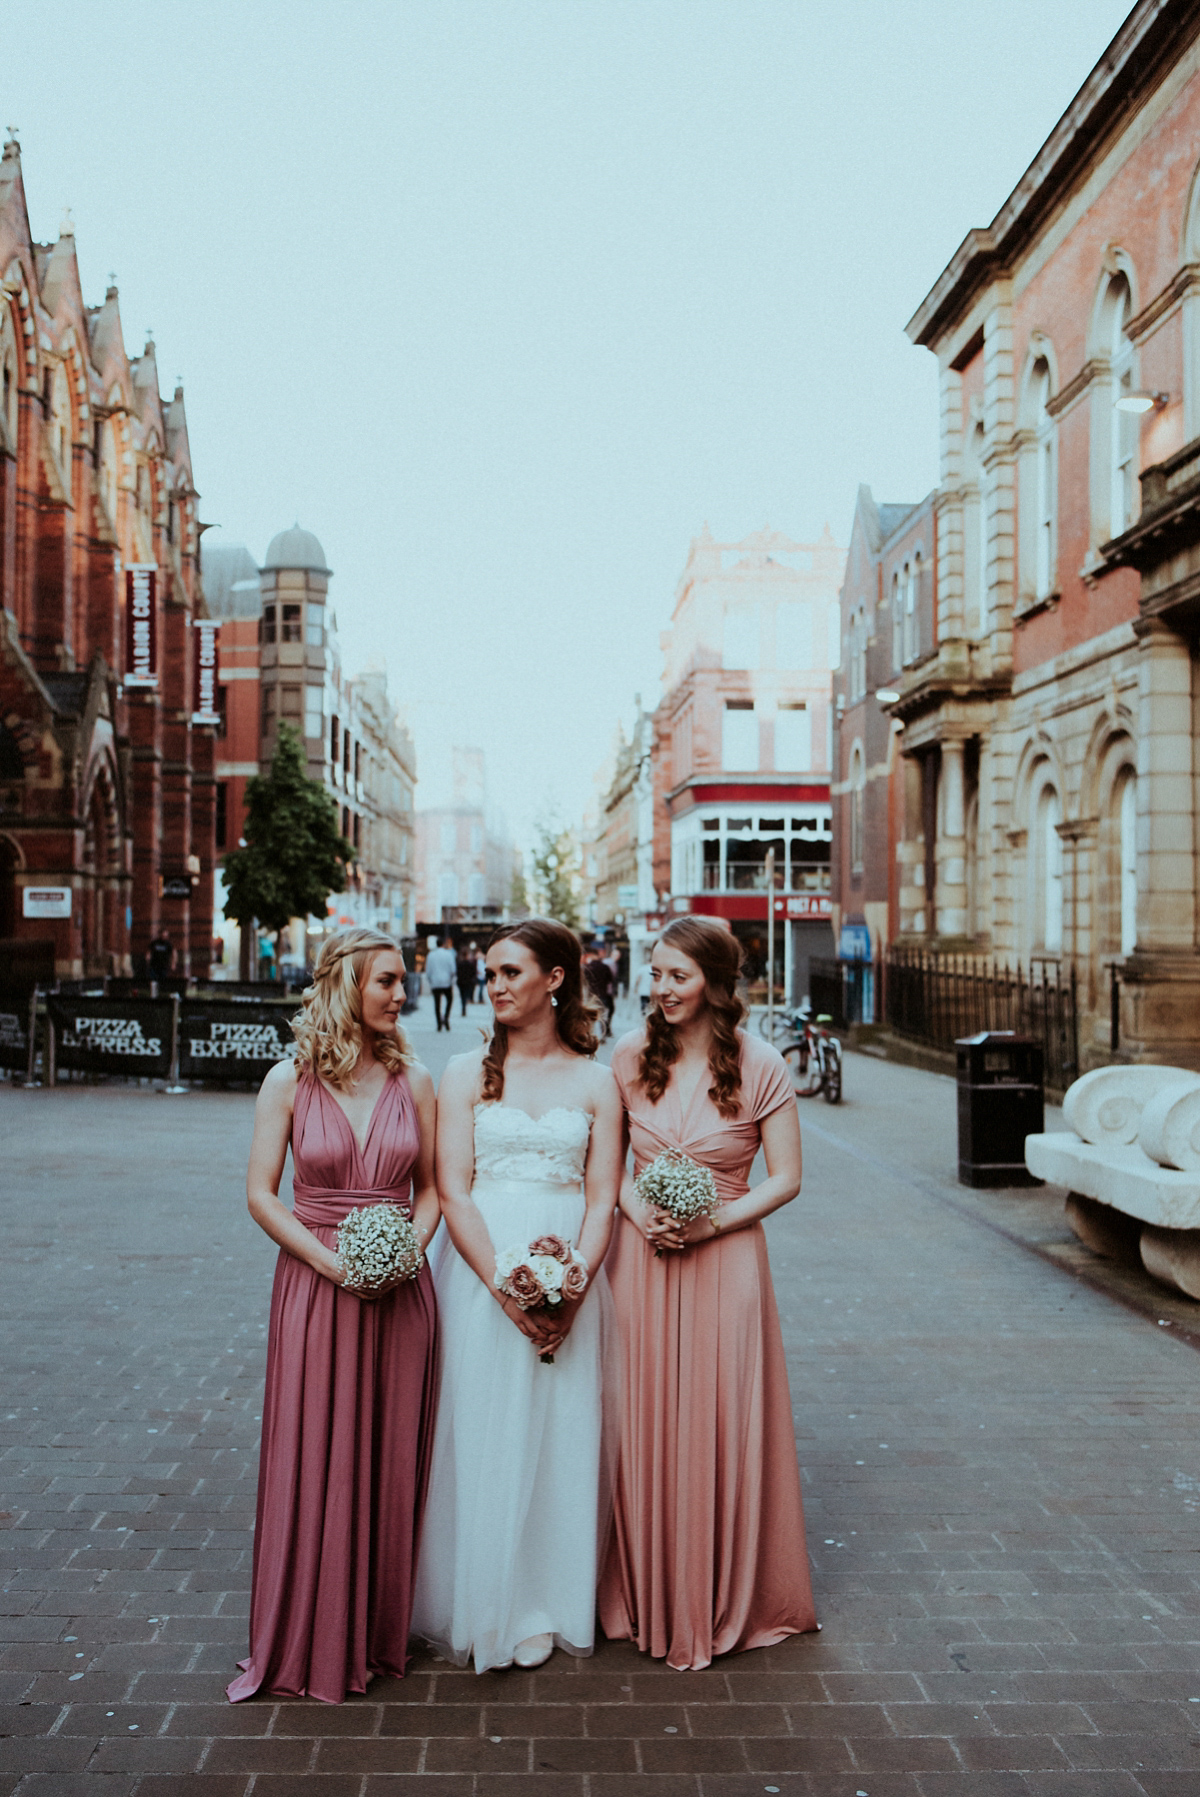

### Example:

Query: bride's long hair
xmin=292 ymin=926 xmax=415 ymax=1090
xmin=480 ymin=918 xmax=599 ymax=1103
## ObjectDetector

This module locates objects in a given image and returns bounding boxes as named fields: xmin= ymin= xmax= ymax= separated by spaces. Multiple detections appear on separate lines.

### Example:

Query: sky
xmin=6 ymin=0 xmax=1133 ymax=847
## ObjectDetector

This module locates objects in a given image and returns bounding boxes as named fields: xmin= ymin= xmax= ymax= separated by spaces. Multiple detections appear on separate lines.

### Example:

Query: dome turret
xmin=262 ymin=524 xmax=329 ymax=574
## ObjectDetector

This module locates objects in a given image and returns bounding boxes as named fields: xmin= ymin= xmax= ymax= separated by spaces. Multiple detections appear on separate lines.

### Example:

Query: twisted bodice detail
xmin=291 ymin=1070 xmax=420 ymax=1228
xmin=472 ymin=1103 xmax=591 ymax=1187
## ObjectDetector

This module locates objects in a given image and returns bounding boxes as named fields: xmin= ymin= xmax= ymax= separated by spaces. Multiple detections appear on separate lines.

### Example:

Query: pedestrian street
xmin=3 ymin=1016 xmax=1200 ymax=1796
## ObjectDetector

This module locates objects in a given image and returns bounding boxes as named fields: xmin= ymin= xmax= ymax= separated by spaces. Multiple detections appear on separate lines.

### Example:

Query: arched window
xmin=0 ymin=304 xmax=18 ymax=458
xmin=904 ymin=554 xmax=921 ymax=664
xmin=1119 ymin=772 xmax=1137 ymax=956
xmin=50 ymin=362 xmax=71 ymax=482
xmin=1033 ymin=364 xmax=1056 ymax=599
xmin=891 ymin=570 xmax=902 ymax=671
xmin=1109 ymin=277 xmax=1136 ymax=536
xmin=98 ymin=420 xmax=118 ymax=528
xmin=849 ymin=744 xmax=865 ymax=876
xmin=964 ymin=420 xmax=987 ymax=635
xmin=1034 ymin=784 xmax=1063 ymax=954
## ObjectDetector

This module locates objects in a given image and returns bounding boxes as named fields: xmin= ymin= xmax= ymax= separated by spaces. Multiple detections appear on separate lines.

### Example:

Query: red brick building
xmin=0 ymin=134 xmax=215 ymax=979
xmin=896 ymin=0 xmax=1200 ymax=1064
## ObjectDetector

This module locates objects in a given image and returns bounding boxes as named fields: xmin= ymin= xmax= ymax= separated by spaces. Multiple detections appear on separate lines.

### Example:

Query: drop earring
xmin=550 ymin=994 xmax=558 ymax=1008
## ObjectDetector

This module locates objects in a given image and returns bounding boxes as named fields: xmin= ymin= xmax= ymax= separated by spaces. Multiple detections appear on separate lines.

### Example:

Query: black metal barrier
xmin=47 ymin=996 xmax=174 ymax=1079
xmin=178 ymin=1002 xmax=295 ymax=1082
xmin=0 ymin=989 xmax=35 ymax=1073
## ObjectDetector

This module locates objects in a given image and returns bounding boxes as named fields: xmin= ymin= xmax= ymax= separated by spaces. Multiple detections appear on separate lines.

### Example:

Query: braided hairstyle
xmin=291 ymin=927 xmax=414 ymax=1089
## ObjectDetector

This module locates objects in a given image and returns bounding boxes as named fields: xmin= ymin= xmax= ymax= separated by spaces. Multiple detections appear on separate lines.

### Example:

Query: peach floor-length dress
xmin=228 ymin=1069 xmax=438 ymax=1703
xmin=598 ymin=1028 xmax=817 ymax=1670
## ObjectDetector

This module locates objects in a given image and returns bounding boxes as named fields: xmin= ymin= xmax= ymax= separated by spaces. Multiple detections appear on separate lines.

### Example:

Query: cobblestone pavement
xmin=3 ymin=1000 xmax=1200 ymax=1796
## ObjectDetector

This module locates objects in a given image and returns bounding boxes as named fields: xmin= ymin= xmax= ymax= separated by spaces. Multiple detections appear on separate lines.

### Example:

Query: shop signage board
xmin=48 ymin=997 xmax=173 ymax=1077
xmin=23 ymin=886 xmax=72 ymax=919
xmin=160 ymin=875 xmax=193 ymax=899
xmin=178 ymin=1002 xmax=295 ymax=1082
xmin=786 ymin=895 xmax=833 ymax=919
xmin=124 ymin=565 xmax=158 ymax=688
xmin=191 ymin=618 xmax=221 ymax=723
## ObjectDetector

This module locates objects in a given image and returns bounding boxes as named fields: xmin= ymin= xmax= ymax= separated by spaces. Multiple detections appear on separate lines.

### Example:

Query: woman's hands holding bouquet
xmin=640 ymin=1203 xmax=718 ymax=1252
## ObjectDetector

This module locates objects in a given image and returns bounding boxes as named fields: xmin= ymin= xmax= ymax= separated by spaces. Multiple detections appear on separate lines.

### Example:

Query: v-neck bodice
xmin=610 ymin=1028 xmax=795 ymax=1203
xmin=290 ymin=1068 xmax=420 ymax=1227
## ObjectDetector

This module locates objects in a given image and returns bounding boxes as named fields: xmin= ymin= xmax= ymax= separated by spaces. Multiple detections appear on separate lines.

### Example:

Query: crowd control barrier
xmin=178 ymin=1001 xmax=295 ymax=1082
xmin=46 ymin=995 xmax=175 ymax=1080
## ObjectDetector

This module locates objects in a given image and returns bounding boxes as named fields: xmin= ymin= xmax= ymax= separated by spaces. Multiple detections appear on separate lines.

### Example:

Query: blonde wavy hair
xmin=291 ymin=927 xmax=415 ymax=1090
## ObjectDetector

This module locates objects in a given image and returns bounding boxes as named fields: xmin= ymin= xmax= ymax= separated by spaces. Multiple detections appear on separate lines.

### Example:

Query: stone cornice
xmin=905 ymin=0 xmax=1200 ymax=350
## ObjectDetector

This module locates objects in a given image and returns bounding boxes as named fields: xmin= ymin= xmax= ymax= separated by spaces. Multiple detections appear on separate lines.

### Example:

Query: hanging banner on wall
xmin=124 ymin=565 xmax=158 ymax=688
xmin=47 ymin=996 xmax=172 ymax=1077
xmin=191 ymin=618 xmax=221 ymax=723
xmin=178 ymin=1002 xmax=295 ymax=1082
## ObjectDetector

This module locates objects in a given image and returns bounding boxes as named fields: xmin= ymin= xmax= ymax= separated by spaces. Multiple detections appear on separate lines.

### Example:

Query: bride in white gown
xmin=412 ymin=919 xmax=623 ymax=1672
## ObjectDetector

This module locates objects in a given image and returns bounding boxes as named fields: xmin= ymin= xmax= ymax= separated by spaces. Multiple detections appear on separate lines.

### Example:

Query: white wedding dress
xmin=411 ymin=1103 xmax=616 ymax=1673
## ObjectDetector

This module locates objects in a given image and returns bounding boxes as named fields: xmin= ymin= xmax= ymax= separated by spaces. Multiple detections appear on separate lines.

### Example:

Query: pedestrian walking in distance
xmin=228 ymin=927 xmax=440 ymax=1703
xmin=411 ymin=919 xmax=623 ymax=1672
xmin=456 ymin=944 xmax=477 ymax=1018
xmin=599 ymin=915 xmax=817 ymax=1669
xmin=426 ymin=935 xmax=457 ymax=1032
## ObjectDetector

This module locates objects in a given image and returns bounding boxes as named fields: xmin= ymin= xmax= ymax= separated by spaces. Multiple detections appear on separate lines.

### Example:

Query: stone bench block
xmin=1061 ymin=1064 xmax=1200 ymax=1146
xmin=1024 ymin=1133 xmax=1200 ymax=1229
xmin=1138 ymin=1080 xmax=1200 ymax=1170
xmin=1140 ymin=1225 xmax=1200 ymax=1300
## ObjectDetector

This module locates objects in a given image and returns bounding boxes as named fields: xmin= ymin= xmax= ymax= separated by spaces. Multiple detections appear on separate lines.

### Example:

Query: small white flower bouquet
xmin=493 ymin=1234 xmax=589 ymax=1363
xmin=335 ymin=1203 xmax=424 ymax=1296
xmin=633 ymin=1148 xmax=719 ymax=1256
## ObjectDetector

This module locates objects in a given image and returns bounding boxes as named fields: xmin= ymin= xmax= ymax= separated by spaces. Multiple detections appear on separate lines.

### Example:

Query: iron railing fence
xmin=884 ymin=945 xmax=1078 ymax=1091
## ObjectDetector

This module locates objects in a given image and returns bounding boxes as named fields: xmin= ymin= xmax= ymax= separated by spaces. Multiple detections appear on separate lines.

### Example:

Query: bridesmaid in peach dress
xmin=228 ymin=928 xmax=439 ymax=1703
xmin=598 ymin=916 xmax=817 ymax=1670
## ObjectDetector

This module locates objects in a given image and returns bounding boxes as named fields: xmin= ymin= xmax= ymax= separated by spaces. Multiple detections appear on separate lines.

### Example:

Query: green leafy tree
xmin=223 ymin=723 xmax=354 ymax=937
xmin=531 ymin=820 xmax=581 ymax=928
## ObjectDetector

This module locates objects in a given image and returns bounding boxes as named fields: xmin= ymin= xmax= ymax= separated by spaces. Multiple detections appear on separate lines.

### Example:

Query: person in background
xmin=456 ymin=945 xmax=477 ymax=1018
xmin=425 ymin=937 xmax=457 ymax=1032
xmin=633 ymin=954 xmax=655 ymax=1015
xmin=148 ymin=931 xmax=174 ymax=982
xmin=584 ymin=947 xmax=615 ymax=1040
xmin=474 ymin=946 xmax=487 ymax=1004
xmin=606 ymin=944 xmax=623 ymax=1002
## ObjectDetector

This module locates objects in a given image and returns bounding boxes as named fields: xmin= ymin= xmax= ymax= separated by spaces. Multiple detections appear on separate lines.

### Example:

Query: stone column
xmin=1122 ymin=619 xmax=1200 ymax=1063
xmin=936 ymin=738 xmax=969 ymax=939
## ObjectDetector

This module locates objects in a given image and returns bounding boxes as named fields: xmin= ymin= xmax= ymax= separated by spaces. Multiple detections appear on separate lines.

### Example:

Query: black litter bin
xmin=955 ymin=1031 xmax=1044 ymax=1187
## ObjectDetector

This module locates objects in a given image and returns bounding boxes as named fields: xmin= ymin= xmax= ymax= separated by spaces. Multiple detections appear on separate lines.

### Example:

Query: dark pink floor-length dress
xmin=599 ymin=1029 xmax=817 ymax=1670
xmin=228 ymin=1069 xmax=438 ymax=1703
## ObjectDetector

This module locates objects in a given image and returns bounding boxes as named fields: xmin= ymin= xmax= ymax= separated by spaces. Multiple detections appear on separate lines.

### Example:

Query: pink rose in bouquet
xmin=494 ymin=1236 xmax=590 ymax=1363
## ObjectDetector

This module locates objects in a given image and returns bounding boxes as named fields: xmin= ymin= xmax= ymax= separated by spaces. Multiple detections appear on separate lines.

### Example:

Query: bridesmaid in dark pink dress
xmin=228 ymin=927 xmax=439 ymax=1704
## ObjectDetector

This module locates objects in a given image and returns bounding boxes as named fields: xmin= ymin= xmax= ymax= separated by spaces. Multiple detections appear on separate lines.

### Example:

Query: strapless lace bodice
xmin=473 ymin=1104 xmax=591 ymax=1186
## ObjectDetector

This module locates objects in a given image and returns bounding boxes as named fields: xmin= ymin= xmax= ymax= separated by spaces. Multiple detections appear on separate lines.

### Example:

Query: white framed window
xmin=306 ymin=607 xmax=324 ymax=648
xmin=775 ymin=704 xmax=811 ymax=771
xmin=903 ymin=556 xmax=921 ymax=665
xmin=437 ymin=873 xmax=458 ymax=909
xmin=722 ymin=607 xmax=759 ymax=670
xmin=776 ymin=603 xmax=812 ymax=669
xmin=304 ymin=685 xmax=324 ymax=739
xmin=722 ymin=701 xmax=758 ymax=770
xmin=849 ymin=744 xmax=865 ymax=875
xmin=891 ymin=571 xmax=902 ymax=670
xmin=964 ymin=420 xmax=987 ymax=634
xmin=1035 ymin=785 xmax=1063 ymax=954
xmin=1110 ymin=279 xmax=1136 ymax=536
xmin=467 ymin=872 xmax=485 ymax=907
xmin=1034 ymin=368 xmax=1056 ymax=598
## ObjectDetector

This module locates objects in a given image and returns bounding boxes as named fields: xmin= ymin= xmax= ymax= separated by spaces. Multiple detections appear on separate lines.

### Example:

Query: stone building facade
xmin=652 ymin=524 xmax=844 ymax=999
xmin=413 ymin=747 xmax=516 ymax=930
xmin=0 ymin=134 xmax=215 ymax=979
xmin=202 ymin=528 xmax=416 ymax=971
xmin=897 ymin=0 xmax=1200 ymax=1065
xmin=831 ymin=487 xmax=934 ymax=959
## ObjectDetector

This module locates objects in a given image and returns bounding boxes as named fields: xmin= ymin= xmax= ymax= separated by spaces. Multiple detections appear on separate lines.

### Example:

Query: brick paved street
xmin=4 ymin=1000 xmax=1200 ymax=1796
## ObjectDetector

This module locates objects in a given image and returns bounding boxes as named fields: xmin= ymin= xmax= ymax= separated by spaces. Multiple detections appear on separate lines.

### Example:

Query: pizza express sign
xmin=178 ymin=1003 xmax=296 ymax=1082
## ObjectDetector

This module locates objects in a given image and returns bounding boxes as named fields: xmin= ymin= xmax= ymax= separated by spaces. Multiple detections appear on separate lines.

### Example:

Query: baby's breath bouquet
xmin=633 ymin=1149 xmax=720 ymax=1256
xmin=336 ymin=1203 xmax=424 ymax=1296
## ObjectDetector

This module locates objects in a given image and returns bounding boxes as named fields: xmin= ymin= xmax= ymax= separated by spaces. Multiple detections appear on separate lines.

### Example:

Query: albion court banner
xmin=178 ymin=1002 xmax=295 ymax=1082
xmin=47 ymin=997 xmax=173 ymax=1077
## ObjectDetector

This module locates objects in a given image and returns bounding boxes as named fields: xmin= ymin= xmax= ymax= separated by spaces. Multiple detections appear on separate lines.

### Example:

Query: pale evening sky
xmin=6 ymin=0 xmax=1132 ymax=846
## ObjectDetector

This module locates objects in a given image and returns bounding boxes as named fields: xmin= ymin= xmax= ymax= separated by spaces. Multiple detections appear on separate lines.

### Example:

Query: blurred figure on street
xmin=148 ymin=930 xmax=174 ymax=982
xmin=633 ymin=954 xmax=655 ymax=1015
xmin=456 ymin=945 xmax=477 ymax=1017
xmin=425 ymin=936 xmax=457 ymax=1032
xmin=474 ymin=946 xmax=487 ymax=1003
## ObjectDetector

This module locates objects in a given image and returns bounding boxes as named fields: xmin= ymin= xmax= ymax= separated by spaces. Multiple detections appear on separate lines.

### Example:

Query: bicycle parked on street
xmin=757 ymin=1001 xmax=843 ymax=1104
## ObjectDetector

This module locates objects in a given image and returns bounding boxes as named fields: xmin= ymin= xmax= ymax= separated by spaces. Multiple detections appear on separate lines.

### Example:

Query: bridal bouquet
xmin=336 ymin=1203 xmax=424 ymax=1296
xmin=494 ymin=1234 xmax=589 ymax=1364
xmin=633 ymin=1149 xmax=719 ymax=1256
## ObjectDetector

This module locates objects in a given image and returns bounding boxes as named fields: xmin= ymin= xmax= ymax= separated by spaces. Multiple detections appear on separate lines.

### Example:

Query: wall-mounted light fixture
xmin=1114 ymin=389 xmax=1170 ymax=414
xmin=875 ymin=688 xmax=901 ymax=704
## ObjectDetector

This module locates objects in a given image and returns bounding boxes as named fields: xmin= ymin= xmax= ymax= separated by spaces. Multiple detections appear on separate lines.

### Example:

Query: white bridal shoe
xmin=513 ymin=1633 xmax=553 ymax=1669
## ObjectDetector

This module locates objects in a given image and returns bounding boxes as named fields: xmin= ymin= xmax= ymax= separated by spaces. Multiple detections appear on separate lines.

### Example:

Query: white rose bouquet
xmin=335 ymin=1203 xmax=424 ymax=1296
xmin=633 ymin=1148 xmax=719 ymax=1256
xmin=493 ymin=1234 xmax=589 ymax=1364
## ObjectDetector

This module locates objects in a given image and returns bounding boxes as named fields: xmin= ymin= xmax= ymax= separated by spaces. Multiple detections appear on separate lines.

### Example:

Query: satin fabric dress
xmin=598 ymin=1029 xmax=817 ymax=1670
xmin=411 ymin=1104 xmax=616 ymax=1673
xmin=228 ymin=1069 xmax=438 ymax=1703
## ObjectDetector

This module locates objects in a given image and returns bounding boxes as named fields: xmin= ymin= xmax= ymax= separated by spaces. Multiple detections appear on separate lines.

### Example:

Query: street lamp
xmin=875 ymin=689 xmax=901 ymax=705
xmin=1114 ymin=389 xmax=1169 ymax=413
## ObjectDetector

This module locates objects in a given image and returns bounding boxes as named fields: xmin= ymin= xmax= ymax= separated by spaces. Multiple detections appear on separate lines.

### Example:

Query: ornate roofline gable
xmin=39 ymin=217 xmax=86 ymax=323
xmin=130 ymin=336 xmax=167 ymax=443
xmin=0 ymin=135 xmax=34 ymax=274
xmin=87 ymin=285 xmax=133 ymax=408
xmin=165 ymin=383 xmax=194 ymax=491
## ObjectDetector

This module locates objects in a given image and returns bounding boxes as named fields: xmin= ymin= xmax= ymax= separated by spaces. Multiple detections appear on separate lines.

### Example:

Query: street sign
xmin=191 ymin=617 xmax=221 ymax=723
xmin=124 ymin=565 xmax=158 ymax=688
xmin=23 ymin=886 xmax=71 ymax=919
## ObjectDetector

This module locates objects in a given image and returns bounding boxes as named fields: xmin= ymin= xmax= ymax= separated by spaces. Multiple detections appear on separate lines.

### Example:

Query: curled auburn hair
xmin=292 ymin=926 xmax=415 ymax=1091
xmin=481 ymin=917 xmax=599 ymax=1103
xmin=637 ymin=916 xmax=747 ymax=1119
